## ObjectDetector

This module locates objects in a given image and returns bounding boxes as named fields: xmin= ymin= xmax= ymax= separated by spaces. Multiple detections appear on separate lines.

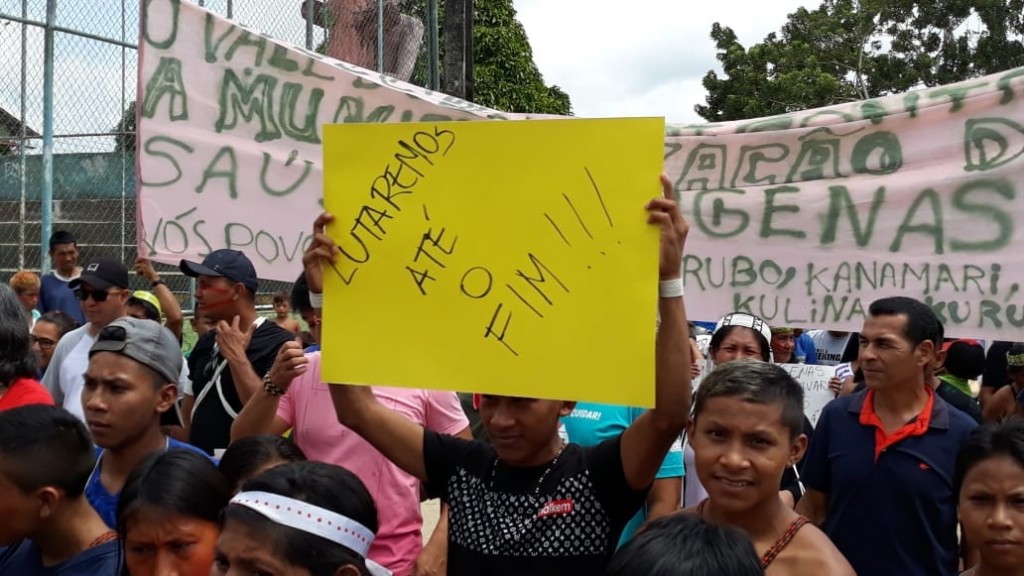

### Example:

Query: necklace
xmin=489 ymin=440 xmax=569 ymax=496
xmin=484 ymin=443 xmax=567 ymax=545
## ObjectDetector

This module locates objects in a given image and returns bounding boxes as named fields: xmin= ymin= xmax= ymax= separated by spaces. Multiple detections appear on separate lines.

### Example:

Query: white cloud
xmin=513 ymin=0 xmax=818 ymax=122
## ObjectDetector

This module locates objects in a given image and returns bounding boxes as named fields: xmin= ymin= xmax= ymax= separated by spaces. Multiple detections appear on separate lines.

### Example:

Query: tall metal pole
xmin=227 ymin=0 xmax=233 ymax=19
xmin=40 ymin=0 xmax=56 ymax=273
xmin=304 ymin=0 xmax=314 ymax=50
xmin=464 ymin=0 xmax=473 ymax=101
xmin=376 ymin=0 xmax=384 ymax=73
xmin=442 ymin=0 xmax=466 ymax=98
xmin=427 ymin=0 xmax=439 ymax=90
xmin=18 ymin=0 xmax=27 ymax=269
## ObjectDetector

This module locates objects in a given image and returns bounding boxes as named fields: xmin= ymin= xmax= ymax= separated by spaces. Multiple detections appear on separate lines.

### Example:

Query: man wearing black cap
xmin=179 ymin=249 xmax=292 ymax=455
xmin=41 ymin=258 xmax=130 ymax=421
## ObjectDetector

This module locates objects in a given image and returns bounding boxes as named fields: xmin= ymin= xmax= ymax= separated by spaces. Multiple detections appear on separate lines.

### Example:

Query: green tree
xmin=697 ymin=0 xmax=1024 ymax=122
xmin=401 ymin=0 xmax=572 ymax=115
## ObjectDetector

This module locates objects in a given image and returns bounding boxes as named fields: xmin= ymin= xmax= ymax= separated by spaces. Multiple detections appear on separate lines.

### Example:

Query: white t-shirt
xmin=40 ymin=324 xmax=96 ymax=421
xmin=808 ymin=330 xmax=851 ymax=366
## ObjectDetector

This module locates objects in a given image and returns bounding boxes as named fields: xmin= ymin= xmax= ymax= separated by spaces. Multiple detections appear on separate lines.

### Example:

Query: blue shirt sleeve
xmin=627 ymin=407 xmax=684 ymax=479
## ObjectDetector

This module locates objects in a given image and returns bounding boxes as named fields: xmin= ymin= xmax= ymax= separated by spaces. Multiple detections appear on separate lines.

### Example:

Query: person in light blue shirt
xmin=562 ymin=402 xmax=683 ymax=546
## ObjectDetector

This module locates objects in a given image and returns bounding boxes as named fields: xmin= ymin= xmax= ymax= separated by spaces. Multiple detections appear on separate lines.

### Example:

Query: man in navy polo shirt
xmin=796 ymin=296 xmax=976 ymax=576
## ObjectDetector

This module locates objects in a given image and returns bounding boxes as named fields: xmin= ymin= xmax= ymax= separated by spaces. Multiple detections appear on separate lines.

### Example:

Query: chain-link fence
xmin=0 ymin=0 xmax=440 ymax=313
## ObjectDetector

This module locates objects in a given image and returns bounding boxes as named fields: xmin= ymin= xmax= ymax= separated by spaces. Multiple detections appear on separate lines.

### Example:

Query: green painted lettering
xmin=142 ymin=57 xmax=188 ymax=121
xmin=890 ymin=188 xmax=944 ymax=254
xmin=820 ymin=185 xmax=884 ymax=247
xmin=195 ymin=146 xmax=239 ymax=199
xmin=760 ymin=186 xmax=805 ymax=239
xmin=216 ymin=69 xmax=281 ymax=142
xmin=693 ymin=189 xmax=750 ymax=239
xmin=949 ymin=179 xmax=1015 ymax=251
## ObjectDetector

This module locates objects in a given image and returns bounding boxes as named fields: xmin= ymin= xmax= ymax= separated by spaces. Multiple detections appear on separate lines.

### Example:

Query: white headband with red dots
xmin=230 ymin=491 xmax=374 ymax=558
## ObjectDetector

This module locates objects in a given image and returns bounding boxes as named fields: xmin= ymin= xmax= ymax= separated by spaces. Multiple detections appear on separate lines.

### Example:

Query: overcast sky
xmin=514 ymin=0 xmax=816 ymax=123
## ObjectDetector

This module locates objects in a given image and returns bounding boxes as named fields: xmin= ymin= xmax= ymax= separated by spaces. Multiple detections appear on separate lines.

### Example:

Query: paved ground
xmin=421 ymin=498 xmax=441 ymax=541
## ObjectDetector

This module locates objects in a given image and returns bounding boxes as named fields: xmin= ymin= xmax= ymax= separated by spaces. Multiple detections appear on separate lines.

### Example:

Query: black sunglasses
xmin=74 ymin=287 xmax=115 ymax=302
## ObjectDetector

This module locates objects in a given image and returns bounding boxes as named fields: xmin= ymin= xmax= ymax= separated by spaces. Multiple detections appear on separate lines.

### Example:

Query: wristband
xmin=309 ymin=291 xmax=324 ymax=308
xmin=150 ymin=279 xmax=165 ymax=288
xmin=659 ymin=278 xmax=684 ymax=299
xmin=263 ymin=371 xmax=286 ymax=397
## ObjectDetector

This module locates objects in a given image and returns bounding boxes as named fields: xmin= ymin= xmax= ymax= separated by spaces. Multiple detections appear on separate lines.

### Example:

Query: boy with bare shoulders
xmin=680 ymin=360 xmax=854 ymax=576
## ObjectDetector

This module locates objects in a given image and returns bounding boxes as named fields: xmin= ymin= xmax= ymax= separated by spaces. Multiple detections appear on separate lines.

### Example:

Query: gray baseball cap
xmin=89 ymin=317 xmax=182 ymax=385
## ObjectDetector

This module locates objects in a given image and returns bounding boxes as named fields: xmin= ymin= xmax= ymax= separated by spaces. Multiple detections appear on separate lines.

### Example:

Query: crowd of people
xmin=0 ymin=174 xmax=1021 ymax=575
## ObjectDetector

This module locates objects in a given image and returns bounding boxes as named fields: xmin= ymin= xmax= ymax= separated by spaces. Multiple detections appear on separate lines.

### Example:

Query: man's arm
xmin=620 ymin=175 xmax=692 ymax=491
xmin=136 ymin=257 xmax=183 ymax=342
xmin=305 ymin=211 xmax=430 ymax=481
xmin=231 ymin=341 xmax=307 ymax=441
xmin=329 ymin=382 xmax=428 ymax=480
xmin=983 ymin=387 xmax=1012 ymax=423
xmin=645 ymin=477 xmax=682 ymax=521
xmin=796 ymin=488 xmax=829 ymax=526
xmin=181 ymin=395 xmax=194 ymax=439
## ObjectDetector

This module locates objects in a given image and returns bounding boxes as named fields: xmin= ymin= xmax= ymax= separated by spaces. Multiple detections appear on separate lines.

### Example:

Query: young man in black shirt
xmin=179 ymin=250 xmax=292 ymax=455
xmin=315 ymin=175 xmax=693 ymax=575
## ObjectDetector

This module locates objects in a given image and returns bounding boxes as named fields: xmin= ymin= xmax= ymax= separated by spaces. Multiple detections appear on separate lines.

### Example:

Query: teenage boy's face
xmin=689 ymin=395 xmax=806 ymax=513
xmin=82 ymin=352 xmax=176 ymax=450
xmin=0 ymin=463 xmax=44 ymax=546
xmin=479 ymin=395 xmax=574 ymax=467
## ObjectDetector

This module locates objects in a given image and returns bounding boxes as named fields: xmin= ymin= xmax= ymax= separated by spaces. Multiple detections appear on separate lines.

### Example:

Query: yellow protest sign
xmin=321 ymin=118 xmax=664 ymax=406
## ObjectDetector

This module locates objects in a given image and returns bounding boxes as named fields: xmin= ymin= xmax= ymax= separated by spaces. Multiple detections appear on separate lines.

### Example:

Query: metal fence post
xmin=40 ymin=0 xmax=56 ymax=273
xmin=427 ymin=0 xmax=439 ymax=90
xmin=18 ymin=0 xmax=28 ymax=270
xmin=377 ymin=0 xmax=384 ymax=73
xmin=304 ymin=0 xmax=314 ymax=50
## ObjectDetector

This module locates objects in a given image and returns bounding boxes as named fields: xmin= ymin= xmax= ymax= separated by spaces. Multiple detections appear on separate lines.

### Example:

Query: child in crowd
xmin=118 ymin=450 xmax=231 ymax=576
xmin=683 ymin=360 xmax=854 ymax=576
xmin=83 ymin=317 xmax=208 ymax=527
xmin=271 ymin=291 xmax=301 ymax=334
xmin=604 ymin=513 xmax=763 ymax=576
xmin=215 ymin=461 xmax=389 ymax=576
xmin=956 ymin=421 xmax=1024 ymax=576
xmin=0 ymin=405 xmax=118 ymax=574
xmin=218 ymin=435 xmax=307 ymax=492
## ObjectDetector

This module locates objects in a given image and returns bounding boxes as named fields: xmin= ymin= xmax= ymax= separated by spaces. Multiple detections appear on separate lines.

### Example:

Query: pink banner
xmin=137 ymin=0 xmax=1024 ymax=338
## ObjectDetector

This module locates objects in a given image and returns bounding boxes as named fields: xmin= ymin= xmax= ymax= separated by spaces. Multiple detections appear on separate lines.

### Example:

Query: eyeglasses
xmin=74 ymin=287 xmax=115 ymax=302
xmin=31 ymin=335 xmax=57 ymax=349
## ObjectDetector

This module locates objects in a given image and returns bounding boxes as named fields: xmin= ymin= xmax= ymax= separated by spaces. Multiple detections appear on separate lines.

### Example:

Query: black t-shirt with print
xmin=188 ymin=321 xmax=292 ymax=454
xmin=423 ymin=431 xmax=648 ymax=576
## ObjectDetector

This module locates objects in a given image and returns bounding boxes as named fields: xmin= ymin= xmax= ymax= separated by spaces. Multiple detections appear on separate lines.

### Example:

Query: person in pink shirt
xmin=232 ymin=273 xmax=471 ymax=576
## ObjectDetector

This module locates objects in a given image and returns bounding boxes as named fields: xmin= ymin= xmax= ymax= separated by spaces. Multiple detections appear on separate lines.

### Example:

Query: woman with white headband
xmin=213 ymin=461 xmax=389 ymax=576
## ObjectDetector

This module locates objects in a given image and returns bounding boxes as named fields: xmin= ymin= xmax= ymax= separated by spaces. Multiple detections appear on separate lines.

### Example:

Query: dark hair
xmin=604 ymin=513 xmax=762 ymax=576
xmin=291 ymin=272 xmax=312 ymax=313
xmin=868 ymin=296 xmax=939 ymax=348
xmin=117 ymin=449 xmax=231 ymax=574
xmin=273 ymin=291 xmax=290 ymax=305
xmin=0 ymin=405 xmax=95 ymax=498
xmin=0 ymin=284 xmax=37 ymax=385
xmin=37 ymin=310 xmax=80 ymax=338
xmin=225 ymin=461 xmax=378 ymax=576
xmin=708 ymin=326 xmax=770 ymax=362
xmin=219 ymin=435 xmax=307 ymax=491
xmin=127 ymin=297 xmax=161 ymax=322
xmin=944 ymin=341 xmax=986 ymax=380
xmin=692 ymin=359 xmax=806 ymax=439
xmin=955 ymin=421 xmax=1024 ymax=496
xmin=1005 ymin=343 xmax=1024 ymax=373
xmin=48 ymin=230 xmax=76 ymax=252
